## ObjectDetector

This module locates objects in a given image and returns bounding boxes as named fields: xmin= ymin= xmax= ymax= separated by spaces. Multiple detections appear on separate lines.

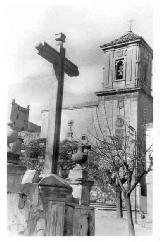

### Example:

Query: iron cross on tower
xmin=128 ymin=19 xmax=135 ymax=32
xmin=36 ymin=33 xmax=79 ymax=174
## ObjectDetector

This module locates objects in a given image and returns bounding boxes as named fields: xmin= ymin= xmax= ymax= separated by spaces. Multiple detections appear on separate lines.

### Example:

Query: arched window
xmin=82 ymin=135 xmax=86 ymax=141
xmin=116 ymin=60 xmax=124 ymax=80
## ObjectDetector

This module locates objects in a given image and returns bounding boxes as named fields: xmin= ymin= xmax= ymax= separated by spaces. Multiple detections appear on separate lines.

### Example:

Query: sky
xmin=6 ymin=1 xmax=153 ymax=125
xmin=2 ymin=1 xmax=160 ymax=238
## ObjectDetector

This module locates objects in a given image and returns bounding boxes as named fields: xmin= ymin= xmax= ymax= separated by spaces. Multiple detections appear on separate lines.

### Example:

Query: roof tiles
xmin=100 ymin=31 xmax=142 ymax=49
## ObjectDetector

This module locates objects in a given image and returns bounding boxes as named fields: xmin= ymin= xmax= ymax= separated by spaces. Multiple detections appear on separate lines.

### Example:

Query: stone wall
xmin=7 ymin=164 xmax=95 ymax=236
xmin=10 ymin=99 xmax=29 ymax=132
xmin=7 ymin=164 xmax=44 ymax=235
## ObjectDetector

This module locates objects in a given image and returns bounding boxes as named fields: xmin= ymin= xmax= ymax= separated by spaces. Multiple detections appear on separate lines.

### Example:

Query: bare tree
xmin=87 ymin=150 xmax=124 ymax=218
xmin=87 ymin=104 xmax=153 ymax=236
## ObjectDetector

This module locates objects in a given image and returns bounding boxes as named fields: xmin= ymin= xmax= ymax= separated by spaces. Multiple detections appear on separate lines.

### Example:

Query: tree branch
xmin=127 ymin=158 xmax=153 ymax=196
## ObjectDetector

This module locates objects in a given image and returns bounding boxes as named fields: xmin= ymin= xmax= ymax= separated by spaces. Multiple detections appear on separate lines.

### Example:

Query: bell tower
xmin=96 ymin=30 xmax=153 ymax=137
xmin=95 ymin=31 xmax=153 ymax=214
xmin=99 ymin=30 xmax=152 ymax=95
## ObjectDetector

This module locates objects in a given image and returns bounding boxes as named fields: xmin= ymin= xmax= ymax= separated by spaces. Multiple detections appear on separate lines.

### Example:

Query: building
xmin=9 ymin=99 xmax=41 ymax=133
xmin=8 ymin=99 xmax=41 ymax=152
xmin=28 ymin=121 xmax=41 ymax=133
xmin=145 ymin=123 xmax=153 ymax=222
xmin=41 ymin=30 xmax=153 ymax=219
xmin=10 ymin=99 xmax=30 ymax=131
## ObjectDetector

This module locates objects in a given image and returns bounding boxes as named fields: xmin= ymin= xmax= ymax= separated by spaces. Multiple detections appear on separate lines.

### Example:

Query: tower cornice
xmin=95 ymin=87 xmax=153 ymax=99
xmin=100 ymin=31 xmax=153 ymax=56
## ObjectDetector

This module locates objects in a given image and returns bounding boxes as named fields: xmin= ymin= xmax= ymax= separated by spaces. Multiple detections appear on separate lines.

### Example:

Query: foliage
xmin=23 ymin=138 xmax=46 ymax=159
xmin=21 ymin=157 xmax=44 ymax=171
xmin=58 ymin=139 xmax=78 ymax=170
xmin=86 ymin=105 xmax=153 ymax=235
xmin=22 ymin=138 xmax=79 ymax=173
xmin=88 ymin=106 xmax=153 ymax=198
xmin=90 ymin=184 xmax=115 ymax=203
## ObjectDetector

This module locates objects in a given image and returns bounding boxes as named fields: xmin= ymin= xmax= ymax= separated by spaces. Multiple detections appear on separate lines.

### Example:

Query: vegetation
xmin=21 ymin=138 xmax=78 ymax=177
xmin=87 ymin=105 xmax=153 ymax=236
xmin=21 ymin=117 xmax=153 ymax=236
xmin=87 ymin=150 xmax=124 ymax=217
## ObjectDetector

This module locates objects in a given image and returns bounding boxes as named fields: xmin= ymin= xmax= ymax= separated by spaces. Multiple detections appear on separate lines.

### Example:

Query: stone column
xmin=67 ymin=164 xmax=93 ymax=205
xmin=39 ymin=174 xmax=73 ymax=236
xmin=66 ymin=144 xmax=94 ymax=206
xmin=65 ymin=144 xmax=95 ymax=235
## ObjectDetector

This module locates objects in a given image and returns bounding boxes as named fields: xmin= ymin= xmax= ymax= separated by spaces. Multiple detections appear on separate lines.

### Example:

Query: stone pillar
xmin=67 ymin=164 xmax=93 ymax=205
xmin=66 ymin=144 xmax=94 ymax=206
xmin=39 ymin=174 xmax=73 ymax=236
xmin=65 ymin=144 xmax=95 ymax=235
xmin=72 ymin=205 xmax=95 ymax=236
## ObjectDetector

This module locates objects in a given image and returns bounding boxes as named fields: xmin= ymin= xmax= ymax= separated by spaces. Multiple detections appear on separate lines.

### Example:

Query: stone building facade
xmin=41 ymin=31 xmax=153 ymax=218
xmin=9 ymin=99 xmax=41 ymax=133
xmin=10 ymin=99 xmax=30 ymax=131
xmin=41 ymin=31 xmax=152 ymax=142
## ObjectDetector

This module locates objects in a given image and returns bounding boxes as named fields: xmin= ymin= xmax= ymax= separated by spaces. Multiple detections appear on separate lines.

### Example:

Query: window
xmin=16 ymin=114 xmax=19 ymax=119
xmin=117 ymin=99 xmax=124 ymax=109
xmin=141 ymin=184 xmax=147 ymax=196
xmin=116 ymin=117 xmax=124 ymax=127
xmin=115 ymin=59 xmax=124 ymax=80
xmin=82 ymin=135 xmax=86 ymax=141
xmin=144 ymin=62 xmax=148 ymax=82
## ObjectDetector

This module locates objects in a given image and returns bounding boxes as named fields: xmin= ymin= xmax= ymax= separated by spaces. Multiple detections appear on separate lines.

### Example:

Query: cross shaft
xmin=36 ymin=34 xmax=79 ymax=174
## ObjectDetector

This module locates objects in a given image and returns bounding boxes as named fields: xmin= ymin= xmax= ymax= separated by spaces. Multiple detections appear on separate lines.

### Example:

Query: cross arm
xmin=35 ymin=42 xmax=79 ymax=77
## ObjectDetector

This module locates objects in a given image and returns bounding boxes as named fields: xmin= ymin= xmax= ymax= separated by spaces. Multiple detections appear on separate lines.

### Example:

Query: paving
xmin=95 ymin=208 xmax=152 ymax=236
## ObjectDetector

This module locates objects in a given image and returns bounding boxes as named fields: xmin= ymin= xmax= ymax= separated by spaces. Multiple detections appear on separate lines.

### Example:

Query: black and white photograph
xmin=2 ymin=0 xmax=160 ymax=238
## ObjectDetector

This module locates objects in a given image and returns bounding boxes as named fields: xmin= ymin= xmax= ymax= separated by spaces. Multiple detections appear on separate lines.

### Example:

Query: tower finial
xmin=128 ymin=19 xmax=135 ymax=32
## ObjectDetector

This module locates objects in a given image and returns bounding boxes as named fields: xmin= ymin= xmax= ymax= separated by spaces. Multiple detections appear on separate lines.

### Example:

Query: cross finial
xmin=128 ymin=19 xmax=135 ymax=32
xmin=55 ymin=32 xmax=66 ymax=47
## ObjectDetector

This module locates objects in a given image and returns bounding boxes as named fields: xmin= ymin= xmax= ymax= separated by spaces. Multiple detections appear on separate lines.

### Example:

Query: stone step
xmin=90 ymin=202 xmax=117 ymax=210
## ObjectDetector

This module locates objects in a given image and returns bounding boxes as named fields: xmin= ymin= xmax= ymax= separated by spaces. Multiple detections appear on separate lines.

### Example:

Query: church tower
xmin=99 ymin=30 xmax=152 ymax=94
xmin=95 ymin=30 xmax=153 ymax=214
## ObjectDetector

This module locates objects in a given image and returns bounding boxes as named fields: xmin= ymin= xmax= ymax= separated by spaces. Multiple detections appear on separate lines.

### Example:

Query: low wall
xmin=7 ymin=163 xmax=95 ymax=236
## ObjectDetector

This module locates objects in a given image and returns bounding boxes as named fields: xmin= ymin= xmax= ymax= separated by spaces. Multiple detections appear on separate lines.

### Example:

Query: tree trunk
xmin=115 ymin=189 xmax=123 ymax=218
xmin=124 ymin=194 xmax=135 ymax=236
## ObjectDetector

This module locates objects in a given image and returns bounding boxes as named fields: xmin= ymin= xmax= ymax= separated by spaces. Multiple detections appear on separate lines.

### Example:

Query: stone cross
xmin=36 ymin=33 xmax=79 ymax=174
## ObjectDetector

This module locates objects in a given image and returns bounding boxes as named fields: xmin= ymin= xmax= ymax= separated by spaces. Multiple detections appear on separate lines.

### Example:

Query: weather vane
xmin=128 ymin=19 xmax=135 ymax=32
xmin=55 ymin=32 xmax=66 ymax=46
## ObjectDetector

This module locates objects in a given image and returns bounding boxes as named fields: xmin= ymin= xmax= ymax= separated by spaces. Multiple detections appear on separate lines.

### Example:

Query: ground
xmin=95 ymin=209 xmax=152 ymax=236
